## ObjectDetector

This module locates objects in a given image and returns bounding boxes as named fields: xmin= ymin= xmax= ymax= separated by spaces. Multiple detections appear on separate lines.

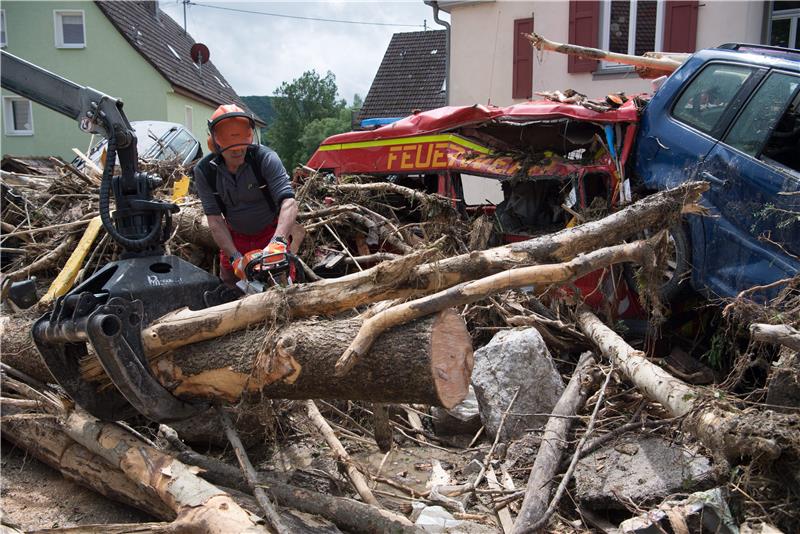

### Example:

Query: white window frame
xmin=3 ymin=97 xmax=34 ymax=136
xmin=770 ymin=7 xmax=800 ymax=49
xmin=1 ymin=9 xmax=7 ymax=48
xmin=184 ymin=105 xmax=193 ymax=129
xmin=600 ymin=0 xmax=664 ymax=70
xmin=54 ymin=10 xmax=86 ymax=48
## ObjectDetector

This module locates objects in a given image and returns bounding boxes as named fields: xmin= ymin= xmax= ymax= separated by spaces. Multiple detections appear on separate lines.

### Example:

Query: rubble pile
xmin=1 ymin=156 xmax=798 ymax=533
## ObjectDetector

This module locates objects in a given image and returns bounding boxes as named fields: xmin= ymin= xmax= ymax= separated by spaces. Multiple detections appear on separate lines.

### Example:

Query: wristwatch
xmin=272 ymin=235 xmax=288 ymax=246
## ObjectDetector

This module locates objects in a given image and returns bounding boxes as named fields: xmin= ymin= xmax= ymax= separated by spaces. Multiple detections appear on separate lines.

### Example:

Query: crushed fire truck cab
xmin=305 ymin=99 xmax=645 ymax=318
xmin=306 ymin=100 xmax=640 ymax=236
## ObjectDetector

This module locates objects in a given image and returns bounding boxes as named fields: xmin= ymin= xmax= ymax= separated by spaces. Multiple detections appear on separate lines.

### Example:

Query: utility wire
xmin=187 ymin=2 xmax=426 ymax=28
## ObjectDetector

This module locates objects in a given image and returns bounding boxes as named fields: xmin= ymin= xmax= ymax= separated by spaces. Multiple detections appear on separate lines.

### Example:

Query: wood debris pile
xmin=1 ymin=158 xmax=798 ymax=533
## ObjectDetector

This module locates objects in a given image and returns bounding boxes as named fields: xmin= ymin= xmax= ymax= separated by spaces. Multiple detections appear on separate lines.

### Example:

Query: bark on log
xmin=750 ymin=323 xmax=800 ymax=352
xmin=148 ymin=309 xmax=472 ymax=407
xmin=2 ymin=414 xmax=175 ymax=520
xmin=513 ymin=353 xmax=597 ymax=532
xmin=0 ymin=315 xmax=54 ymax=383
xmin=173 ymin=203 xmax=215 ymax=250
xmin=143 ymin=182 xmax=707 ymax=356
xmin=62 ymin=409 xmax=268 ymax=533
xmin=576 ymin=310 xmax=797 ymax=463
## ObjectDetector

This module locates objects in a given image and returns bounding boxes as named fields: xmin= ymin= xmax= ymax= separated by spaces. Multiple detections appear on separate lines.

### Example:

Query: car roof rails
xmin=717 ymin=42 xmax=800 ymax=62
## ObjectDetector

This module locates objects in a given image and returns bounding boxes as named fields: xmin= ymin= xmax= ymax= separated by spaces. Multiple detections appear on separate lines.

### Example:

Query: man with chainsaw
xmin=194 ymin=104 xmax=299 ymax=289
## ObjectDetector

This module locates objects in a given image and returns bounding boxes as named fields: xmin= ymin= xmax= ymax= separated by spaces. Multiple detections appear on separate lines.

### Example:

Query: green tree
xmin=267 ymin=70 xmax=344 ymax=169
xmin=296 ymin=94 xmax=363 ymax=165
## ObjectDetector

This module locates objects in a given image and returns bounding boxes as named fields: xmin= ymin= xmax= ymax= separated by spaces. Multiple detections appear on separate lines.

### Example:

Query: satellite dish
xmin=190 ymin=43 xmax=210 ymax=65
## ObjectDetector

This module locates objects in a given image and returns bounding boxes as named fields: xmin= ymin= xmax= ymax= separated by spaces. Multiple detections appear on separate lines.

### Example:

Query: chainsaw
xmin=236 ymin=247 xmax=303 ymax=294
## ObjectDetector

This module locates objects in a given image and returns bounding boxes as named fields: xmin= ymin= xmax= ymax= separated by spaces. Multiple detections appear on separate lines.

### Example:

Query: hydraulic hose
xmin=98 ymin=121 xmax=163 ymax=252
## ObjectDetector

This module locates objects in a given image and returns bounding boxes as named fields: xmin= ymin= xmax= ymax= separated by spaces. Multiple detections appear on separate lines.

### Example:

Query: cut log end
xmin=431 ymin=309 xmax=474 ymax=409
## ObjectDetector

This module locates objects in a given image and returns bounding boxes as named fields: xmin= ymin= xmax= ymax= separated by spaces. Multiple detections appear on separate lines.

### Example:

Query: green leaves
xmin=265 ymin=70 xmax=361 ymax=170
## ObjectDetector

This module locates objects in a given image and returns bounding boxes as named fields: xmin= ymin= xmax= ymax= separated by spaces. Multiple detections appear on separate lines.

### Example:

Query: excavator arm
xmin=1 ymin=50 xmax=223 ymax=422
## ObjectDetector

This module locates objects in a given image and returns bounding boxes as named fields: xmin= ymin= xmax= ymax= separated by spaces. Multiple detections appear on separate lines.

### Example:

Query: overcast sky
xmin=158 ymin=1 xmax=449 ymax=103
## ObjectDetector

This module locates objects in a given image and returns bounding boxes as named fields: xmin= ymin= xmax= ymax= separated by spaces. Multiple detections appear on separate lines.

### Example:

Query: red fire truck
xmin=305 ymin=99 xmax=646 ymax=318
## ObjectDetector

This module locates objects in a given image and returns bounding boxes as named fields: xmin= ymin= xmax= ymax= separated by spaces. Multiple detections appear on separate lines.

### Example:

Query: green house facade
xmin=1 ymin=1 xmax=261 ymax=161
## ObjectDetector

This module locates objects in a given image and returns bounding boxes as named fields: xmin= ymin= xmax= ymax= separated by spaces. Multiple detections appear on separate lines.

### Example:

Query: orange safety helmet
xmin=207 ymin=104 xmax=256 ymax=154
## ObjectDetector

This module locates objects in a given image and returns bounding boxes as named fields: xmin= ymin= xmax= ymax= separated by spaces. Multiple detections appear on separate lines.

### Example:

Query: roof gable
xmin=94 ymin=1 xmax=263 ymax=123
xmin=359 ymin=30 xmax=447 ymax=120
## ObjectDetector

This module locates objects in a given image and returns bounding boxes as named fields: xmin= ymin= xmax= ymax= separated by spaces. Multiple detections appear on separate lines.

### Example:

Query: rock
xmin=471 ymin=328 xmax=564 ymax=441
xmin=616 ymin=488 xmax=737 ymax=534
xmin=574 ymin=436 xmax=718 ymax=510
xmin=432 ymin=386 xmax=481 ymax=436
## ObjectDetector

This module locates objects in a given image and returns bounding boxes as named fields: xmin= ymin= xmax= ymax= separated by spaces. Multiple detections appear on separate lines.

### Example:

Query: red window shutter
xmin=663 ymin=1 xmax=699 ymax=52
xmin=568 ymin=1 xmax=600 ymax=73
xmin=513 ymin=18 xmax=534 ymax=100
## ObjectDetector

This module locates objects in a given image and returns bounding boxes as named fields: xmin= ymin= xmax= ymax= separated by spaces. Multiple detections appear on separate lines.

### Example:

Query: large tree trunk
xmin=143 ymin=182 xmax=707 ymax=356
xmin=148 ymin=309 xmax=472 ymax=407
xmin=3 ymin=309 xmax=473 ymax=409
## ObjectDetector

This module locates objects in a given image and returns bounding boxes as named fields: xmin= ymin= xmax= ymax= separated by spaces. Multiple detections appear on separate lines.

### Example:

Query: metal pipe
xmin=425 ymin=1 xmax=450 ymax=105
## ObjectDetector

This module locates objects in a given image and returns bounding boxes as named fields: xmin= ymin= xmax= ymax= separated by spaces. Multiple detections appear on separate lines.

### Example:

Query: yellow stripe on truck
xmin=317 ymin=134 xmax=491 ymax=155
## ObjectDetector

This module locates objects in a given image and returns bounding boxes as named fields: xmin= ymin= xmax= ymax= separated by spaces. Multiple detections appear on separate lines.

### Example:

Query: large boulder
xmin=574 ymin=436 xmax=718 ymax=510
xmin=471 ymin=328 xmax=564 ymax=442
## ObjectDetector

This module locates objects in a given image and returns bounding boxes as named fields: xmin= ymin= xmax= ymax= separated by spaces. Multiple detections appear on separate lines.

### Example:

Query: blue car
xmin=635 ymin=44 xmax=800 ymax=300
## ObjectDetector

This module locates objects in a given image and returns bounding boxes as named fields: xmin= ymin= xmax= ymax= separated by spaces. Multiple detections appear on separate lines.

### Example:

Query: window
xmin=54 ymin=10 xmax=85 ymax=48
xmin=3 ymin=97 xmax=34 ymax=135
xmin=184 ymin=105 xmax=193 ymax=129
xmin=165 ymin=129 xmax=199 ymax=163
xmin=1 ymin=10 xmax=7 ymax=47
xmin=600 ymin=0 xmax=664 ymax=67
xmin=672 ymin=64 xmax=755 ymax=135
xmin=460 ymin=174 xmax=504 ymax=206
xmin=726 ymin=72 xmax=800 ymax=172
xmin=769 ymin=2 xmax=800 ymax=49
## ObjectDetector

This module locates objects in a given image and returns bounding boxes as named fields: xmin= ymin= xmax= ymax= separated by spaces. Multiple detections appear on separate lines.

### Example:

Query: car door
xmin=637 ymin=60 xmax=765 ymax=293
xmin=637 ymin=60 xmax=764 ymax=192
xmin=699 ymin=70 xmax=800 ymax=297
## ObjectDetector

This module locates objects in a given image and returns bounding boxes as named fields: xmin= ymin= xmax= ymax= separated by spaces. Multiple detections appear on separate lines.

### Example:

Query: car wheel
xmin=659 ymin=223 xmax=691 ymax=301
xmin=624 ymin=223 xmax=691 ymax=303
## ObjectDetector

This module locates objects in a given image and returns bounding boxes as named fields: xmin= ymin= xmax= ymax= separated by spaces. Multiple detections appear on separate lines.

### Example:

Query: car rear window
xmin=672 ymin=63 xmax=756 ymax=135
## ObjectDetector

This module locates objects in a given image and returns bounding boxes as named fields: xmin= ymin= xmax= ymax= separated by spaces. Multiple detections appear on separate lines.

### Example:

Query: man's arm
xmin=273 ymin=198 xmax=298 ymax=241
xmin=206 ymin=214 xmax=238 ymax=259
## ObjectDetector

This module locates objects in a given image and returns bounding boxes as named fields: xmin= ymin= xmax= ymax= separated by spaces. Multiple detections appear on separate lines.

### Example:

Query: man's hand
xmin=230 ymin=251 xmax=247 ymax=281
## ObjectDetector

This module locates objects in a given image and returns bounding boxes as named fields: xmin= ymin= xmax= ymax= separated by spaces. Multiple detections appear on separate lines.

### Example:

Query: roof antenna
xmin=182 ymin=0 xmax=189 ymax=34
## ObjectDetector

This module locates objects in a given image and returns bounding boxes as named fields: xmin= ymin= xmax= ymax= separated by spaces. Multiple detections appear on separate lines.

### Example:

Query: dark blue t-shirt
xmin=194 ymin=146 xmax=294 ymax=235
